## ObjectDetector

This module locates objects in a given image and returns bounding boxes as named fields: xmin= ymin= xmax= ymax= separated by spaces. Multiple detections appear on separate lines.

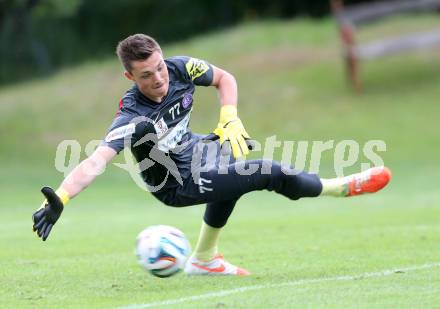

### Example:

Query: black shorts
xmin=152 ymin=139 xmax=322 ymax=207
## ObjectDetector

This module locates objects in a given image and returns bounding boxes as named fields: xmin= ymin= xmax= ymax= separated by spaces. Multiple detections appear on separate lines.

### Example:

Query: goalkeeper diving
xmin=33 ymin=34 xmax=391 ymax=276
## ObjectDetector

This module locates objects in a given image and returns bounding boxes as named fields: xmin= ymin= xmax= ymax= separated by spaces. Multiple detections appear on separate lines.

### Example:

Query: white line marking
xmin=117 ymin=262 xmax=440 ymax=309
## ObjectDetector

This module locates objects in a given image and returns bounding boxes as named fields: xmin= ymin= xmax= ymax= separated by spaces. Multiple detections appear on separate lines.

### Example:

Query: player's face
xmin=125 ymin=51 xmax=169 ymax=103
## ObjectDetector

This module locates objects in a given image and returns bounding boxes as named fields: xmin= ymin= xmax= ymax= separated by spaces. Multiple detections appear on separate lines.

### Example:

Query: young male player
xmin=32 ymin=34 xmax=391 ymax=276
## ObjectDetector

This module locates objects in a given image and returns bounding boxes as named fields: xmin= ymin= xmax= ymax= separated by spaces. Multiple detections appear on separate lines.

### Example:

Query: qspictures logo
xmin=54 ymin=121 xmax=387 ymax=193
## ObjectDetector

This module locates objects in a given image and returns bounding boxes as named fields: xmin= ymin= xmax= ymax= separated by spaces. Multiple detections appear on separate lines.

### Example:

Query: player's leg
xmin=183 ymin=164 xmax=390 ymax=276
xmin=178 ymin=141 xmax=390 ymax=276
xmin=193 ymin=160 xmax=390 ymax=202
xmin=182 ymin=138 xmax=391 ymax=204
xmin=185 ymin=200 xmax=250 ymax=276
xmin=194 ymin=200 xmax=236 ymax=261
xmin=193 ymin=159 xmax=323 ymax=202
xmin=320 ymin=166 xmax=391 ymax=197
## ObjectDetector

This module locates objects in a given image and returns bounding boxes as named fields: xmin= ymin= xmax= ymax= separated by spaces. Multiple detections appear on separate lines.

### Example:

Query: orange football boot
xmin=347 ymin=166 xmax=391 ymax=196
xmin=185 ymin=254 xmax=250 ymax=276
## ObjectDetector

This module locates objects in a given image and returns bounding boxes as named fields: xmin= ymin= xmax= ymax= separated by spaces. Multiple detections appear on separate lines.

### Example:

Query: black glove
xmin=32 ymin=186 xmax=64 ymax=241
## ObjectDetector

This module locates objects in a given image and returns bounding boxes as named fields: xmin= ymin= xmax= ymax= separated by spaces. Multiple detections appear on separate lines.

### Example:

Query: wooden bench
xmin=331 ymin=0 xmax=440 ymax=92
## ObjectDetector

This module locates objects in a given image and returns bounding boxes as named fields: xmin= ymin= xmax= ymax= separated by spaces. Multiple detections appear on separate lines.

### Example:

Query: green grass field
xmin=1 ymin=17 xmax=440 ymax=308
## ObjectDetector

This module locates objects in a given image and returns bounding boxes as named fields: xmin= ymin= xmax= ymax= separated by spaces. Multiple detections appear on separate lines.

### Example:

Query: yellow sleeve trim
xmin=55 ymin=188 xmax=70 ymax=205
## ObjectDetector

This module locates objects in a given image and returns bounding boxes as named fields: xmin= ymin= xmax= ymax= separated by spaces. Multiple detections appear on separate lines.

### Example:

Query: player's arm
xmin=59 ymin=145 xmax=117 ymax=198
xmin=32 ymin=146 xmax=117 ymax=241
xmin=210 ymin=65 xmax=238 ymax=108
xmin=210 ymin=65 xmax=252 ymax=158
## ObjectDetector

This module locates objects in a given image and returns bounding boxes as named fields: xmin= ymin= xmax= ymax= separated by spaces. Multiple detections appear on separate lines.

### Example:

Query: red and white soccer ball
xmin=135 ymin=225 xmax=191 ymax=278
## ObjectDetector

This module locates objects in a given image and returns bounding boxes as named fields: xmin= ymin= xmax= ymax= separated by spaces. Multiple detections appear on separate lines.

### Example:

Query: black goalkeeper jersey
xmin=102 ymin=56 xmax=214 ymax=192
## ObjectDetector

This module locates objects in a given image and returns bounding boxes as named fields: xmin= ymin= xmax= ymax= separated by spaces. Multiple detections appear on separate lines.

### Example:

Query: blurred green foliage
xmin=0 ymin=0 xmax=375 ymax=85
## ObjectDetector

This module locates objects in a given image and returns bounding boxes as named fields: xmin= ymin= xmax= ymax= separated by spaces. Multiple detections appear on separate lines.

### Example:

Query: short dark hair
xmin=116 ymin=34 xmax=162 ymax=72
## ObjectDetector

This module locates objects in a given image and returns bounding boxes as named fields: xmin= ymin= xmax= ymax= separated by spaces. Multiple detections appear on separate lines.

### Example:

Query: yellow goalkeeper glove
xmin=212 ymin=105 xmax=252 ymax=158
